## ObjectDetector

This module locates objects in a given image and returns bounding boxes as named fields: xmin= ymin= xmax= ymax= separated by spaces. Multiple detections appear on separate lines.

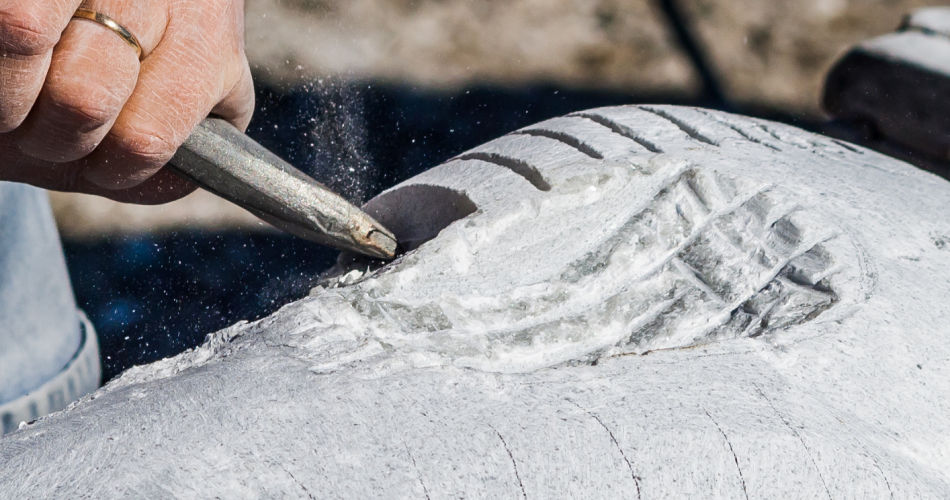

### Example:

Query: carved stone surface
xmin=3 ymin=106 xmax=950 ymax=497
xmin=824 ymin=7 xmax=950 ymax=161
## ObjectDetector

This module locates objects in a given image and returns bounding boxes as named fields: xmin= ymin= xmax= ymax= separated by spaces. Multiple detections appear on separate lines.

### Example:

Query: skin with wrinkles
xmin=0 ymin=0 xmax=253 ymax=204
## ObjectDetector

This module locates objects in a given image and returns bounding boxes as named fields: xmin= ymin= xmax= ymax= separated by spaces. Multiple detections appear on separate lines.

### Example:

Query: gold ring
xmin=71 ymin=8 xmax=143 ymax=61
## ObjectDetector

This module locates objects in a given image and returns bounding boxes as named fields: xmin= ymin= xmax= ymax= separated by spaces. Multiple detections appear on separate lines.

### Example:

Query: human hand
xmin=0 ymin=0 xmax=254 ymax=204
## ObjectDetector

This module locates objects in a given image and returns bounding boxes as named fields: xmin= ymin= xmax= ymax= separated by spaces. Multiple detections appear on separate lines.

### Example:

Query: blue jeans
xmin=0 ymin=183 xmax=99 ymax=434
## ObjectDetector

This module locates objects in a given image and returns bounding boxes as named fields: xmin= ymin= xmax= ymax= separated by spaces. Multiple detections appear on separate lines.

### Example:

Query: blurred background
xmin=54 ymin=0 xmax=948 ymax=383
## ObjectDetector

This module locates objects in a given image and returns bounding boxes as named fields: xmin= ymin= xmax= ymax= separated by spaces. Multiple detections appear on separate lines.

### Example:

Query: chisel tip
xmin=361 ymin=227 xmax=399 ymax=260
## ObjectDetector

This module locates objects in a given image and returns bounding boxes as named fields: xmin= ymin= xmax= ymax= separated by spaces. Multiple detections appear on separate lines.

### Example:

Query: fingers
xmin=212 ymin=62 xmax=255 ymax=132
xmin=81 ymin=0 xmax=254 ymax=190
xmin=0 ymin=0 xmax=254 ymax=204
xmin=0 ymin=133 xmax=197 ymax=204
xmin=13 ymin=1 xmax=168 ymax=162
xmin=81 ymin=167 xmax=198 ymax=205
xmin=0 ymin=0 xmax=82 ymax=132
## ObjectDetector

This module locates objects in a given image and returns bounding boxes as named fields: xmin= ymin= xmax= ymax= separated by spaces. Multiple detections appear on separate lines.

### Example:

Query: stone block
xmin=5 ymin=106 xmax=950 ymax=497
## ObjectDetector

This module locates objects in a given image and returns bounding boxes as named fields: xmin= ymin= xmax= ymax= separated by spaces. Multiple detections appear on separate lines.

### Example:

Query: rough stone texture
xmin=50 ymin=190 xmax=268 ymax=240
xmin=824 ymin=7 xmax=950 ymax=161
xmin=3 ymin=106 xmax=950 ymax=497
xmin=245 ymin=0 xmax=701 ymax=95
xmin=674 ymin=0 xmax=949 ymax=115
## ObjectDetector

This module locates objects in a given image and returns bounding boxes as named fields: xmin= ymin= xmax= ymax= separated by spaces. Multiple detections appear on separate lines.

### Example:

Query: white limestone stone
xmin=2 ymin=106 xmax=949 ymax=498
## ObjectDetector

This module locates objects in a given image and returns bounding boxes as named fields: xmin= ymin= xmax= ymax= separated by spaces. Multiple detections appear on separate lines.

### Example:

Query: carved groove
xmin=457 ymin=152 xmax=552 ymax=191
xmin=696 ymin=109 xmax=783 ymax=152
xmin=513 ymin=129 xmax=605 ymax=159
xmin=640 ymin=106 xmax=719 ymax=146
xmin=573 ymin=113 xmax=664 ymax=153
xmin=832 ymin=139 xmax=862 ymax=154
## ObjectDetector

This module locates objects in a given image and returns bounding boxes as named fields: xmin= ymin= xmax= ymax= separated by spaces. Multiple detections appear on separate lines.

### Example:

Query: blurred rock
xmin=824 ymin=7 xmax=950 ymax=165
xmin=906 ymin=5 xmax=950 ymax=35
xmin=677 ymin=0 xmax=949 ymax=116
xmin=245 ymin=0 xmax=950 ymax=117
xmin=244 ymin=0 xmax=701 ymax=96
xmin=50 ymin=190 xmax=269 ymax=241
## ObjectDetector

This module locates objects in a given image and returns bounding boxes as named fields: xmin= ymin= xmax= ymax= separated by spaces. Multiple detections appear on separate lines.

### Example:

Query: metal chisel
xmin=168 ymin=117 xmax=398 ymax=260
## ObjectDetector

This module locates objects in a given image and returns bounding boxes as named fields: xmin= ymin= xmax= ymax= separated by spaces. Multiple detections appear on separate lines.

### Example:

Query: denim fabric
xmin=0 ymin=183 xmax=81 ymax=405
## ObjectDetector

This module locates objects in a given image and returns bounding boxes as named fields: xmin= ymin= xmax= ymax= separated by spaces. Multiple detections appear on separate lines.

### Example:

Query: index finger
xmin=0 ymin=132 xmax=197 ymax=204
xmin=0 ymin=0 xmax=83 ymax=132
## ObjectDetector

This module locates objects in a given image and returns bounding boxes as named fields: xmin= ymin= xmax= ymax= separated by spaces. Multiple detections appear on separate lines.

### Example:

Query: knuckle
xmin=0 ymin=107 xmax=29 ymax=133
xmin=80 ymin=123 xmax=177 ymax=190
xmin=112 ymin=124 xmax=178 ymax=167
xmin=49 ymin=100 xmax=114 ymax=133
xmin=0 ymin=9 xmax=61 ymax=56
xmin=45 ymin=82 xmax=123 ymax=131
